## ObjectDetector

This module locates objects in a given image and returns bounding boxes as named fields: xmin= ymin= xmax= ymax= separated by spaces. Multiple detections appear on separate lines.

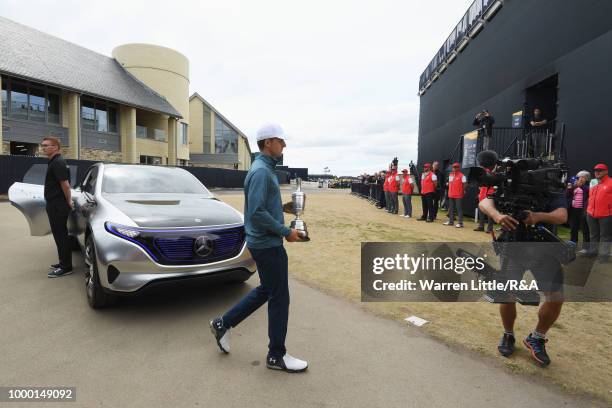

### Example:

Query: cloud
xmin=2 ymin=0 xmax=472 ymax=175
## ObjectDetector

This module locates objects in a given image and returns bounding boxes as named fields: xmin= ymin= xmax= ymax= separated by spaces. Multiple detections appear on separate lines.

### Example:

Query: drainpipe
xmin=77 ymin=93 xmax=82 ymax=160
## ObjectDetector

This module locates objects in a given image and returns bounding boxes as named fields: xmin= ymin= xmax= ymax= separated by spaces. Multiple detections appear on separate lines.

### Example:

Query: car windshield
xmin=102 ymin=166 xmax=213 ymax=196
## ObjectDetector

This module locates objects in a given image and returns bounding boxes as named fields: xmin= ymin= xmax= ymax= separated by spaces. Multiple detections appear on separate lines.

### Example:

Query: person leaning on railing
xmin=473 ymin=109 xmax=495 ymax=150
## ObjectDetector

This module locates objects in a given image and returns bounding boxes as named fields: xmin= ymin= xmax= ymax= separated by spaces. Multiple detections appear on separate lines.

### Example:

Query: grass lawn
xmin=220 ymin=188 xmax=612 ymax=404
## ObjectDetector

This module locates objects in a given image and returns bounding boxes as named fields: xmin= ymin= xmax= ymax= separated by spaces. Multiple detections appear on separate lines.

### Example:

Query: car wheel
xmin=85 ymin=235 xmax=117 ymax=309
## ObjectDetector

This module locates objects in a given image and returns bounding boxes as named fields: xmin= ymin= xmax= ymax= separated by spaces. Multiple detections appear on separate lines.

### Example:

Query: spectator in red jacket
xmin=585 ymin=163 xmax=612 ymax=261
xmin=418 ymin=163 xmax=437 ymax=222
xmin=443 ymin=162 xmax=467 ymax=228
xmin=474 ymin=168 xmax=495 ymax=232
xmin=400 ymin=168 xmax=414 ymax=218
xmin=387 ymin=164 xmax=401 ymax=215
xmin=383 ymin=166 xmax=390 ymax=212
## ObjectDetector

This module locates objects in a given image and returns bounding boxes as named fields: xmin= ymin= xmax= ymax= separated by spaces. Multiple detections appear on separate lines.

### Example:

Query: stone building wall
xmin=80 ymin=148 xmax=123 ymax=163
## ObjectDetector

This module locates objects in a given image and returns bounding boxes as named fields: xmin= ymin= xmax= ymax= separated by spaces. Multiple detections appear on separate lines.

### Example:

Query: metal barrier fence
xmin=0 ymin=155 xmax=288 ymax=195
xmin=351 ymin=182 xmax=388 ymax=208
xmin=449 ymin=122 xmax=562 ymax=166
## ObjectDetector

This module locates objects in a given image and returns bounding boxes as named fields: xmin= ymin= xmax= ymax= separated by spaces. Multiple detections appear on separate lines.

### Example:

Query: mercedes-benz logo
xmin=194 ymin=236 xmax=214 ymax=257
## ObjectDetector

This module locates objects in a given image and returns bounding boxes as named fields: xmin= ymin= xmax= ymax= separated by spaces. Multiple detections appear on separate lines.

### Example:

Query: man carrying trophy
xmin=209 ymin=122 xmax=309 ymax=373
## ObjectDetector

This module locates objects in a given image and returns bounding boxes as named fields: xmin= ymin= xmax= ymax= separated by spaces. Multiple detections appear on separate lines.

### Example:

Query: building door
xmin=525 ymin=74 xmax=558 ymax=127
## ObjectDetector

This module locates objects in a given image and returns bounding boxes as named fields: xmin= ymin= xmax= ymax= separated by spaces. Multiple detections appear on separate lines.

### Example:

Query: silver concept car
xmin=9 ymin=163 xmax=256 ymax=308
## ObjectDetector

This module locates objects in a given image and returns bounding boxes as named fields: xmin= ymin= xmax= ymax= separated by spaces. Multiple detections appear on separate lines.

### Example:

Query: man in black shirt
xmin=473 ymin=110 xmax=495 ymax=150
xmin=527 ymin=108 xmax=550 ymax=156
xmin=431 ymin=161 xmax=443 ymax=220
xmin=479 ymin=193 xmax=568 ymax=367
xmin=42 ymin=136 xmax=74 ymax=278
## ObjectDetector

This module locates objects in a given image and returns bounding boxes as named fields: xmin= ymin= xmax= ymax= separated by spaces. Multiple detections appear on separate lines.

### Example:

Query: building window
xmin=180 ymin=122 xmax=189 ymax=145
xmin=215 ymin=116 xmax=238 ymax=154
xmin=96 ymin=106 xmax=108 ymax=132
xmin=47 ymin=91 xmax=60 ymax=124
xmin=1 ymin=79 xmax=7 ymax=117
xmin=81 ymin=100 xmax=96 ymax=130
xmin=81 ymin=98 xmax=118 ymax=133
xmin=203 ymin=105 xmax=212 ymax=153
xmin=10 ymin=81 xmax=28 ymax=120
xmin=140 ymin=155 xmax=162 ymax=165
xmin=2 ymin=77 xmax=62 ymax=124
xmin=108 ymin=106 xmax=117 ymax=132
xmin=154 ymin=129 xmax=166 ymax=142
xmin=29 ymin=86 xmax=46 ymax=122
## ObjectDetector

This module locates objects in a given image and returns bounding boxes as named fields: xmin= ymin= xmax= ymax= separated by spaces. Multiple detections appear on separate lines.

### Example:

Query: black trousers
xmin=222 ymin=246 xmax=289 ymax=358
xmin=46 ymin=200 xmax=72 ymax=270
xmin=421 ymin=193 xmax=435 ymax=220
xmin=431 ymin=191 xmax=441 ymax=220
xmin=569 ymin=207 xmax=590 ymax=245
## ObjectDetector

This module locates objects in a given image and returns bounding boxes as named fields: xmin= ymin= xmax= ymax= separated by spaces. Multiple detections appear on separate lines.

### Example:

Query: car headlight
xmin=105 ymin=222 xmax=140 ymax=239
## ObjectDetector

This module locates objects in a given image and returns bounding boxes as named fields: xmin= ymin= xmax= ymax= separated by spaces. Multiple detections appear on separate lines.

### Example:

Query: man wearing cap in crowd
xmin=210 ymin=123 xmax=308 ymax=373
xmin=383 ymin=166 xmax=391 ymax=212
xmin=387 ymin=163 xmax=400 ymax=215
xmin=443 ymin=162 xmax=467 ymax=228
xmin=400 ymin=168 xmax=414 ymax=218
xmin=418 ymin=163 xmax=437 ymax=222
xmin=585 ymin=163 xmax=612 ymax=262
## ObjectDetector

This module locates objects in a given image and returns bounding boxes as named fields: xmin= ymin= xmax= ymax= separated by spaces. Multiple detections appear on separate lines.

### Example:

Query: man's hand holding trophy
xmin=283 ymin=178 xmax=310 ymax=242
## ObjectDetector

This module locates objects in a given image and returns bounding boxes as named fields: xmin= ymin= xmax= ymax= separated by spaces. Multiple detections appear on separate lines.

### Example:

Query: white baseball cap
xmin=256 ymin=123 xmax=287 ymax=142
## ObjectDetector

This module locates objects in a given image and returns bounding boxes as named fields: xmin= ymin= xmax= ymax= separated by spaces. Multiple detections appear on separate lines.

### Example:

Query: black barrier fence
xmin=0 ymin=155 xmax=289 ymax=195
xmin=351 ymin=182 xmax=389 ymax=208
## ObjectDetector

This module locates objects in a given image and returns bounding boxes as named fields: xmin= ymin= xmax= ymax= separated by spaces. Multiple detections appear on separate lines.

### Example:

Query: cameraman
xmin=479 ymin=193 xmax=567 ymax=367
xmin=473 ymin=110 xmax=495 ymax=150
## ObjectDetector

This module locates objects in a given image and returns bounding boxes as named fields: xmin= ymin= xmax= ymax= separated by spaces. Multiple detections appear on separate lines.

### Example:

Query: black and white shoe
xmin=209 ymin=317 xmax=230 ymax=353
xmin=47 ymin=267 xmax=73 ymax=278
xmin=266 ymin=353 xmax=308 ymax=373
xmin=49 ymin=263 xmax=61 ymax=269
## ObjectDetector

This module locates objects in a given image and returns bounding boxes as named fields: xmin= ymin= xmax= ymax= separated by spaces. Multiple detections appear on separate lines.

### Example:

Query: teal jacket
xmin=244 ymin=154 xmax=291 ymax=249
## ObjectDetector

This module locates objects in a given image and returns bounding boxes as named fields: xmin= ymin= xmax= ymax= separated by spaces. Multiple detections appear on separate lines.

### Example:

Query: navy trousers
xmin=222 ymin=245 xmax=289 ymax=358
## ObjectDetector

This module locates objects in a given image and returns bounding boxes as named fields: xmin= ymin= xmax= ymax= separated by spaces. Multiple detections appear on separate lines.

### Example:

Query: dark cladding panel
xmin=418 ymin=0 xmax=612 ymax=175
xmin=2 ymin=118 xmax=68 ymax=145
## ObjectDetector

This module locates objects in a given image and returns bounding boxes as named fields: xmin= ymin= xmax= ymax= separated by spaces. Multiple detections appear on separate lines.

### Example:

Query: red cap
xmin=594 ymin=163 xmax=608 ymax=171
xmin=424 ymin=163 xmax=431 ymax=168
xmin=452 ymin=162 xmax=460 ymax=168
xmin=402 ymin=169 xmax=408 ymax=173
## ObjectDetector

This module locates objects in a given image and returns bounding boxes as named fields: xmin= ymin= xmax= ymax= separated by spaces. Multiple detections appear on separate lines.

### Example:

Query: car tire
xmin=85 ymin=235 xmax=117 ymax=309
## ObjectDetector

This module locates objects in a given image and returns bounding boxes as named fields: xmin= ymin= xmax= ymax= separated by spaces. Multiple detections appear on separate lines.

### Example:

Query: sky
xmin=1 ymin=0 xmax=472 ymax=176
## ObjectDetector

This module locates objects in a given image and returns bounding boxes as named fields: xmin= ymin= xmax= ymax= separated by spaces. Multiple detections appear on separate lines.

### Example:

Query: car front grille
xmin=151 ymin=226 xmax=245 ymax=265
